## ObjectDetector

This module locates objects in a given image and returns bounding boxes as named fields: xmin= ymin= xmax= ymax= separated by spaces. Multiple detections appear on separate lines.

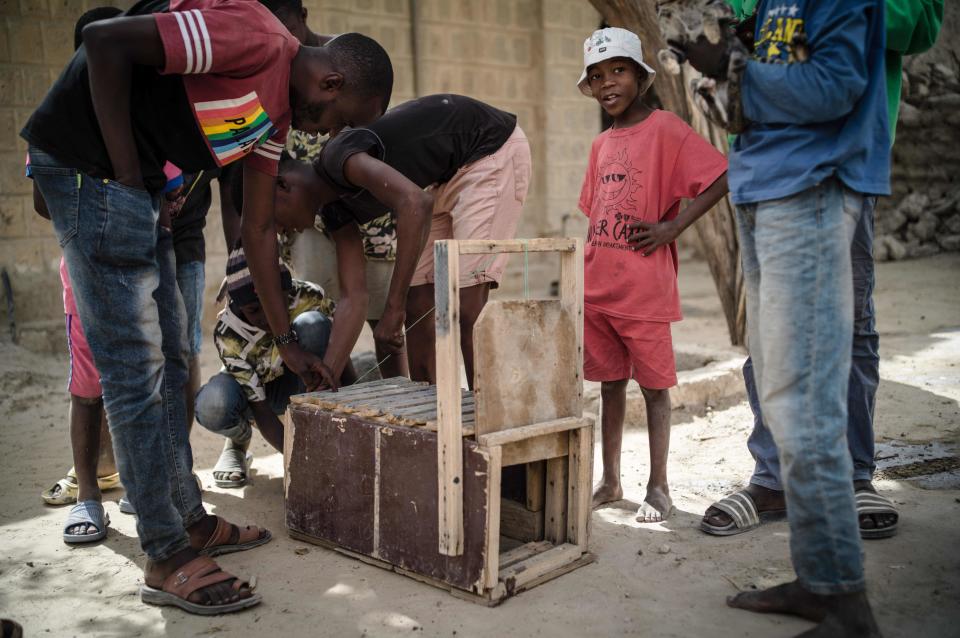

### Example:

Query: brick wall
xmin=0 ymin=0 xmax=601 ymax=353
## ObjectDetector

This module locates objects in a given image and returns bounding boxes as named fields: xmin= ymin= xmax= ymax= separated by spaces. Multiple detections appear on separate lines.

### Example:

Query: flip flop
xmin=213 ymin=442 xmax=253 ymax=488
xmin=700 ymin=489 xmax=786 ymax=536
xmin=63 ymin=500 xmax=110 ymax=544
xmin=856 ymin=489 xmax=899 ymax=539
xmin=636 ymin=500 xmax=676 ymax=523
xmin=42 ymin=469 xmax=122 ymax=506
xmin=199 ymin=515 xmax=272 ymax=557
xmin=139 ymin=555 xmax=260 ymax=615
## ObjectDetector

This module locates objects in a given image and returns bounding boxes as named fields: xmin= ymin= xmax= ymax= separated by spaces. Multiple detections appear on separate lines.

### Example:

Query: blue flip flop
xmin=63 ymin=500 xmax=110 ymax=544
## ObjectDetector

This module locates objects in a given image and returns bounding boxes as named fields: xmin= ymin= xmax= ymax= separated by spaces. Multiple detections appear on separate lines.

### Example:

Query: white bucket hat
xmin=577 ymin=27 xmax=657 ymax=97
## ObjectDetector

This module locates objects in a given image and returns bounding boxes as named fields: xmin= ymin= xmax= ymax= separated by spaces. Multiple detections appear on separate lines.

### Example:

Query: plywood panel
xmin=473 ymin=299 xmax=578 ymax=435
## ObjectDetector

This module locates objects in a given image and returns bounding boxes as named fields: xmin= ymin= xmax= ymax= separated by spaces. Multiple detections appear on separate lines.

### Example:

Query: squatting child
xmin=577 ymin=28 xmax=728 ymax=523
xmin=195 ymin=243 xmax=334 ymax=488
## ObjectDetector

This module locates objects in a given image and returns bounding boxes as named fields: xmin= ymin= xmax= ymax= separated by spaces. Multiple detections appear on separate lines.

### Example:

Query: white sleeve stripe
xmin=182 ymin=10 xmax=203 ymax=74
xmin=172 ymin=11 xmax=194 ymax=73
xmin=254 ymin=146 xmax=282 ymax=161
xmin=261 ymin=140 xmax=284 ymax=151
xmin=193 ymin=10 xmax=213 ymax=73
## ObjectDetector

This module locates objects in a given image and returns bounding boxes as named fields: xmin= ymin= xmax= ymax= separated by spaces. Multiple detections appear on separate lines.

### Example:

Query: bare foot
xmin=636 ymin=484 xmax=673 ymax=523
xmin=702 ymin=483 xmax=785 ymax=529
xmin=728 ymin=580 xmax=881 ymax=637
xmin=592 ymin=480 xmax=623 ymax=509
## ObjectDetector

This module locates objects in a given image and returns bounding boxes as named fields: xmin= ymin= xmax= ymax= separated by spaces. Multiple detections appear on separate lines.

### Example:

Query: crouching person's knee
xmin=195 ymin=373 xmax=251 ymax=442
xmin=293 ymin=311 xmax=332 ymax=359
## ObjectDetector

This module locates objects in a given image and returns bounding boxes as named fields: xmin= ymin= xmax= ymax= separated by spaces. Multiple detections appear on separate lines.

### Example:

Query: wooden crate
xmin=284 ymin=239 xmax=595 ymax=604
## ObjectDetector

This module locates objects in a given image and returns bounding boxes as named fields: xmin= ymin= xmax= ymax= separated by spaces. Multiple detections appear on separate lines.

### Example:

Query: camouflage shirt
xmin=285 ymin=129 xmax=397 ymax=262
xmin=214 ymin=279 xmax=335 ymax=403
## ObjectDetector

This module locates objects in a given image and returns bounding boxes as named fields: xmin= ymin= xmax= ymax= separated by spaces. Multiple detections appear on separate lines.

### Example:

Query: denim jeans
xmin=175 ymin=260 xmax=205 ymax=358
xmin=736 ymin=178 xmax=865 ymax=595
xmin=195 ymin=311 xmax=331 ymax=443
xmin=29 ymin=147 xmax=204 ymax=562
xmin=745 ymin=197 xmax=880 ymax=489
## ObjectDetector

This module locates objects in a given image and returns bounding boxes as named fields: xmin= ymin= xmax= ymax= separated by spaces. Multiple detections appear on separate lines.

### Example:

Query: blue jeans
xmin=176 ymin=260 xmax=205 ymax=358
xmin=746 ymin=197 xmax=879 ymax=489
xmin=736 ymin=178 xmax=864 ymax=595
xmin=29 ymin=147 xmax=204 ymax=562
xmin=195 ymin=312 xmax=331 ymax=443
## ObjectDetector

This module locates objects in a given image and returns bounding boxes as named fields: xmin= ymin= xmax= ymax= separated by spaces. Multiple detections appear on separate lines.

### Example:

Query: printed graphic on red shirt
xmin=586 ymin=149 xmax=644 ymax=251
xmin=195 ymin=91 xmax=279 ymax=166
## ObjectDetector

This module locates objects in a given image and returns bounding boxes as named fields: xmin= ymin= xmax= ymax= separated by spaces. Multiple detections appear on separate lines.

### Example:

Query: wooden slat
xmin=435 ymin=239 xmax=464 ymax=556
xmin=483 ymin=446 xmax=502 ymax=589
xmin=525 ymin=461 xmax=545 ymax=512
xmin=544 ymin=456 xmax=567 ymax=544
xmin=456 ymin=238 xmax=577 ymax=255
xmin=499 ymin=497 xmax=544 ymax=542
xmin=560 ymin=238 xmax=584 ymax=416
xmin=567 ymin=425 xmax=592 ymax=548
xmin=499 ymin=543 xmax=583 ymax=592
xmin=477 ymin=416 xmax=588 ymax=447
xmin=498 ymin=540 xmax=554 ymax=570
xmin=290 ymin=377 xmax=412 ymax=403
xmin=500 ymin=432 xmax=568 ymax=466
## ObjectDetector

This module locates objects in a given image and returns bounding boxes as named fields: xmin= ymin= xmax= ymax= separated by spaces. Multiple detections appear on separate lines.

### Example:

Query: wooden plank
xmin=498 ymin=540 xmax=554 ymax=570
xmin=567 ymin=425 xmax=593 ymax=548
xmin=290 ymin=377 xmax=413 ymax=403
xmin=282 ymin=410 xmax=293 ymax=497
xmin=377 ymin=426 xmax=488 ymax=590
xmin=435 ymin=239 xmax=464 ymax=556
xmin=560 ymin=238 xmax=585 ymax=416
xmin=499 ymin=543 xmax=583 ymax=594
xmin=504 ymin=552 xmax=596 ymax=597
xmin=499 ymin=497 xmax=544 ymax=542
xmin=501 ymin=431 xmax=568 ymax=466
xmin=525 ymin=461 xmax=545 ymax=512
xmin=483 ymin=446 xmax=502 ymax=589
xmin=285 ymin=407 xmax=376 ymax=554
xmin=473 ymin=300 xmax=579 ymax=435
xmin=544 ymin=456 xmax=567 ymax=544
xmin=477 ymin=416 xmax=588 ymax=447
xmin=455 ymin=238 xmax=576 ymax=255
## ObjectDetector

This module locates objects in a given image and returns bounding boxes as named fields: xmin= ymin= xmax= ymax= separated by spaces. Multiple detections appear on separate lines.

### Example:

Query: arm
xmin=627 ymin=173 xmax=728 ymax=256
xmin=341 ymin=152 xmax=433 ymax=352
xmin=219 ymin=164 xmax=242 ymax=250
xmin=740 ymin=6 xmax=873 ymax=125
xmin=82 ymin=16 xmax=165 ymax=189
xmin=322 ymin=224 xmax=370 ymax=381
xmin=240 ymin=161 xmax=337 ymax=390
xmin=248 ymin=401 xmax=284 ymax=452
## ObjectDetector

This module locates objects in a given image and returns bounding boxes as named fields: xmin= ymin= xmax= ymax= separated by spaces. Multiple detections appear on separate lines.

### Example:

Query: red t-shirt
xmin=578 ymin=110 xmax=727 ymax=322
xmin=154 ymin=0 xmax=297 ymax=176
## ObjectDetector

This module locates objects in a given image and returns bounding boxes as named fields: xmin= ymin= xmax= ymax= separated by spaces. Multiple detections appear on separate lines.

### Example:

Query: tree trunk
xmin=588 ymin=0 xmax=747 ymax=345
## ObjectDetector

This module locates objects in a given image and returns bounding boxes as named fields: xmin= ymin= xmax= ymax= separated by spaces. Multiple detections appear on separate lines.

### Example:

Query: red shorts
xmin=583 ymin=308 xmax=677 ymax=389
xmin=66 ymin=313 xmax=102 ymax=399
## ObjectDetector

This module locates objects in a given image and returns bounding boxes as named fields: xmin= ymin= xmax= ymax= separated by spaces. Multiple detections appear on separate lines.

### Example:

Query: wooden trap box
xmin=284 ymin=239 xmax=595 ymax=604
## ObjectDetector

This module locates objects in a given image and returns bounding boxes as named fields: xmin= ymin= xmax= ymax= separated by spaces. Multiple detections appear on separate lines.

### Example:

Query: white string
xmin=351 ymin=305 xmax=436 ymax=384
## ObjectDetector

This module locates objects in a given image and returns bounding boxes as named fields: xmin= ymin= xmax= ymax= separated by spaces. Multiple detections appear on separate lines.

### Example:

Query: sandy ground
xmin=1 ymin=255 xmax=958 ymax=637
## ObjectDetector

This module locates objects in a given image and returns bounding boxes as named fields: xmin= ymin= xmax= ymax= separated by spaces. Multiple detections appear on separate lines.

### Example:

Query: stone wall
xmin=0 ymin=0 xmax=602 ymax=352
xmin=874 ymin=1 xmax=960 ymax=262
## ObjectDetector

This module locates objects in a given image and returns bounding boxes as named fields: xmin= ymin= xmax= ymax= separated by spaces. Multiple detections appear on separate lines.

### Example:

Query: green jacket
xmin=726 ymin=0 xmax=943 ymax=144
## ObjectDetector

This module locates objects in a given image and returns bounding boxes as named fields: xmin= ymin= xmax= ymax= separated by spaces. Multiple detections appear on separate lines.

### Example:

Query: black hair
xmin=74 ymin=6 xmax=123 ymax=50
xmin=258 ymin=0 xmax=303 ymax=18
xmin=325 ymin=32 xmax=394 ymax=112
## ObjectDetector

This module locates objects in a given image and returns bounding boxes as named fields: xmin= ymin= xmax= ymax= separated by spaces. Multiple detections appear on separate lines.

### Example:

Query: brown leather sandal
xmin=139 ymin=556 xmax=260 ymax=615
xmin=198 ymin=515 xmax=272 ymax=557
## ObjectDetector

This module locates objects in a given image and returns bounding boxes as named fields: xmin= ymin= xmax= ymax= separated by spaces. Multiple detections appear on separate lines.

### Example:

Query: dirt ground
xmin=1 ymin=255 xmax=958 ymax=637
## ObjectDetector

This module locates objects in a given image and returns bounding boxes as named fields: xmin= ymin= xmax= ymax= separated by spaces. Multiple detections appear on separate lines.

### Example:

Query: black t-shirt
xmin=172 ymin=170 xmax=216 ymax=265
xmin=19 ymin=0 xmax=212 ymax=193
xmin=318 ymin=94 xmax=517 ymax=230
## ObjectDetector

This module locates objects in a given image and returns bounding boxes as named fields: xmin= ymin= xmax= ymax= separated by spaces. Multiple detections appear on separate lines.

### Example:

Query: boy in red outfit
xmin=578 ymin=28 xmax=728 ymax=522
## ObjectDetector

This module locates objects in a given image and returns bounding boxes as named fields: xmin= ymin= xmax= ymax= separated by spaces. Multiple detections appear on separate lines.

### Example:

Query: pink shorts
xmin=66 ymin=313 xmax=102 ymax=399
xmin=583 ymin=307 xmax=677 ymax=390
xmin=411 ymin=126 xmax=531 ymax=288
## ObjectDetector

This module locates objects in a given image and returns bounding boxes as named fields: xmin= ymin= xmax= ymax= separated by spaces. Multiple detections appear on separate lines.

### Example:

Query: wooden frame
xmin=285 ymin=237 xmax=594 ymax=604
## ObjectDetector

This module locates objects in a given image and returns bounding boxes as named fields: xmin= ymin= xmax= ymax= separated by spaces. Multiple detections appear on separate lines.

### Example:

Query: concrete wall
xmin=0 ymin=0 xmax=602 ymax=353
